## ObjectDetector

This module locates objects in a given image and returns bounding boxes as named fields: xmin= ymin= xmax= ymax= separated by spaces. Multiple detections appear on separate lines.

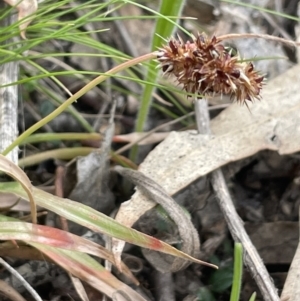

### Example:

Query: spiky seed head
xmin=156 ymin=32 xmax=264 ymax=104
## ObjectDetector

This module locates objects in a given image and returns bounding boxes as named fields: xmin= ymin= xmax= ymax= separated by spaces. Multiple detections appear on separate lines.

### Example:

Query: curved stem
xmin=2 ymin=52 xmax=157 ymax=156
xmin=218 ymin=33 xmax=300 ymax=48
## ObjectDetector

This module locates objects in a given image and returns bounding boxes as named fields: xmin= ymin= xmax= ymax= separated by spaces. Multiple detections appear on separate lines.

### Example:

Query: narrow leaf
xmin=0 ymin=215 xmax=136 ymax=283
xmin=130 ymin=0 xmax=186 ymax=161
xmin=230 ymin=243 xmax=243 ymax=301
xmin=0 ymin=154 xmax=36 ymax=223
xmin=0 ymin=182 xmax=217 ymax=269
xmin=30 ymin=244 xmax=147 ymax=301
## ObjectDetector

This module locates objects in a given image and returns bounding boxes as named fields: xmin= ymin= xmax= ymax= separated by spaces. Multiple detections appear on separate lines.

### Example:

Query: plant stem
xmin=2 ymin=52 xmax=157 ymax=156
xmin=21 ymin=133 xmax=101 ymax=145
xmin=18 ymin=147 xmax=95 ymax=168
xmin=218 ymin=33 xmax=300 ymax=48
xmin=230 ymin=243 xmax=243 ymax=301
xmin=248 ymin=292 xmax=257 ymax=301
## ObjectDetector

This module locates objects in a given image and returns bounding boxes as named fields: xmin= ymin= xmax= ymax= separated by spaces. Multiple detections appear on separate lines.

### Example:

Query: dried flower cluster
xmin=156 ymin=33 xmax=264 ymax=104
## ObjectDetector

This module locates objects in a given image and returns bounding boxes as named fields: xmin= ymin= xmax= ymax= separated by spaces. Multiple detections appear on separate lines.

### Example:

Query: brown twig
xmin=218 ymin=33 xmax=300 ymax=48
xmin=194 ymin=98 xmax=280 ymax=301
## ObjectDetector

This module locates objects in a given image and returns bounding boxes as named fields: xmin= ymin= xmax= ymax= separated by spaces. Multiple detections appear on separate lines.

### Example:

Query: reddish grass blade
xmin=0 ymin=182 xmax=217 ymax=269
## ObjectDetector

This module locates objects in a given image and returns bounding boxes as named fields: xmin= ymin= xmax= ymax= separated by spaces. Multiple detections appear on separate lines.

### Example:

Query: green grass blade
xmin=0 ymin=182 xmax=217 ymax=269
xmin=18 ymin=147 xmax=95 ymax=168
xmin=130 ymin=0 xmax=186 ymax=162
xmin=248 ymin=292 xmax=257 ymax=301
xmin=1 ymin=53 xmax=156 ymax=156
xmin=21 ymin=133 xmax=101 ymax=145
xmin=230 ymin=243 xmax=243 ymax=301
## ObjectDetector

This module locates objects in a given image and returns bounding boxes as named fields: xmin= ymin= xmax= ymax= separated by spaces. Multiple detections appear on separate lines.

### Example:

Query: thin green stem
xmin=248 ymin=292 xmax=257 ymax=301
xmin=129 ymin=0 xmax=186 ymax=162
xmin=230 ymin=243 xmax=243 ymax=301
xmin=21 ymin=133 xmax=101 ymax=145
xmin=18 ymin=147 xmax=95 ymax=168
xmin=2 ymin=52 xmax=156 ymax=156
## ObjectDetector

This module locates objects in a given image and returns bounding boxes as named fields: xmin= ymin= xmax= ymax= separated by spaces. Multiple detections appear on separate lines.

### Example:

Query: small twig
xmin=194 ymin=99 xmax=211 ymax=135
xmin=0 ymin=257 xmax=43 ymax=301
xmin=102 ymin=101 xmax=117 ymax=301
xmin=115 ymin=104 xmax=229 ymax=155
xmin=259 ymin=11 xmax=293 ymax=42
xmin=54 ymin=166 xmax=89 ymax=301
xmin=115 ymin=112 xmax=195 ymax=155
xmin=218 ymin=33 xmax=300 ymax=48
xmin=114 ymin=166 xmax=218 ymax=271
xmin=194 ymin=99 xmax=280 ymax=301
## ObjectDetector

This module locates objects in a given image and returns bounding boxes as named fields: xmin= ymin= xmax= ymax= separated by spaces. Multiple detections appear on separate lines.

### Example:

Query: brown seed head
xmin=156 ymin=33 xmax=264 ymax=104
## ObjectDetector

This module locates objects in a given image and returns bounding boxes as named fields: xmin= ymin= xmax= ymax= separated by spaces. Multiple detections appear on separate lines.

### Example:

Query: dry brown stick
xmin=194 ymin=99 xmax=280 ymax=301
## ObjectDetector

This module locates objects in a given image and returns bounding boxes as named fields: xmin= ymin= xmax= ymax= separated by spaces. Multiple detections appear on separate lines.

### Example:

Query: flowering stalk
xmin=2 ymin=32 xmax=272 ymax=157
xmin=1 ymin=53 xmax=157 ymax=156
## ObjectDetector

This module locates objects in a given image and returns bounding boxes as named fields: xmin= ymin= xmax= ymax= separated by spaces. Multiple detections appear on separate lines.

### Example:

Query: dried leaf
xmin=0 ymin=154 xmax=36 ymax=223
xmin=0 ymin=216 xmax=137 ymax=284
xmin=113 ymin=64 xmax=300 ymax=262
xmin=34 ymin=245 xmax=147 ymax=301
xmin=0 ymin=182 xmax=214 ymax=269
xmin=3 ymin=0 xmax=38 ymax=38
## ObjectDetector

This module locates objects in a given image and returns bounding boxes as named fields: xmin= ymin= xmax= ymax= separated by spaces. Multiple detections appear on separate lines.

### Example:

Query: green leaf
xmin=0 ymin=182 xmax=217 ymax=269
xmin=129 ymin=0 xmax=187 ymax=161
xmin=248 ymin=292 xmax=257 ymax=301
xmin=230 ymin=243 xmax=243 ymax=301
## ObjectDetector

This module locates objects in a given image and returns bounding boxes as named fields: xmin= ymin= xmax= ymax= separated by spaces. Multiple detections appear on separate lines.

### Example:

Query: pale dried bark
xmin=0 ymin=3 xmax=19 ymax=163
